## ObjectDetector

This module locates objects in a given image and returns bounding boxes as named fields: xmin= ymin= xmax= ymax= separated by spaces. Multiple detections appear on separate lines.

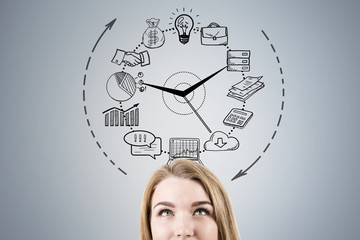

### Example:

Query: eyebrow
xmin=153 ymin=201 xmax=213 ymax=209
xmin=191 ymin=201 xmax=213 ymax=207
xmin=153 ymin=201 xmax=175 ymax=209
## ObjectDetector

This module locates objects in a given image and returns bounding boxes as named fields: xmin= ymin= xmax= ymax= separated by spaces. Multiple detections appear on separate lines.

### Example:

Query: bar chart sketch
xmin=103 ymin=104 xmax=139 ymax=127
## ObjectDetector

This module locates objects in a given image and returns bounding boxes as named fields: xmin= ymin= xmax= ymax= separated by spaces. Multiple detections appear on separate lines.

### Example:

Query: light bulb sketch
xmin=175 ymin=14 xmax=194 ymax=44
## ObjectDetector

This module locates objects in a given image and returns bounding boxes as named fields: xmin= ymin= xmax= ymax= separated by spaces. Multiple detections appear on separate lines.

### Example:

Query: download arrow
xmin=92 ymin=18 xmax=116 ymax=52
xmin=215 ymin=137 xmax=227 ymax=148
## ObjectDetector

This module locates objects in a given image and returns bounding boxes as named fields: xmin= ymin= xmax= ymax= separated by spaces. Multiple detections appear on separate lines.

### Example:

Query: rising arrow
xmin=92 ymin=18 xmax=116 ymax=52
xmin=123 ymin=103 xmax=139 ymax=113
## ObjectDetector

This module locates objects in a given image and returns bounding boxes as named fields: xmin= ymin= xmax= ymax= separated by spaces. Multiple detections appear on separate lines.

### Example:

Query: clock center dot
xmin=173 ymin=82 xmax=195 ymax=104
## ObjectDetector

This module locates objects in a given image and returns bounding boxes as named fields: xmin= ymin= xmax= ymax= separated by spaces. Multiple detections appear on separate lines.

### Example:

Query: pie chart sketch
xmin=106 ymin=71 xmax=136 ymax=102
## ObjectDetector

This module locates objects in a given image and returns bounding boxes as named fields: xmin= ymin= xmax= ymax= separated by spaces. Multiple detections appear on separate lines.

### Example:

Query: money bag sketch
xmin=142 ymin=18 xmax=165 ymax=49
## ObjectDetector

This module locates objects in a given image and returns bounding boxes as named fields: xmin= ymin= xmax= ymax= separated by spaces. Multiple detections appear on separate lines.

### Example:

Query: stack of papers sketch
xmin=227 ymin=76 xmax=264 ymax=102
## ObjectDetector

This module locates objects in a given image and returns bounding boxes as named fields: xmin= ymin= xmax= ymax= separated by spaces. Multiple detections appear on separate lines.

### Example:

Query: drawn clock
xmin=82 ymin=8 xmax=286 ymax=181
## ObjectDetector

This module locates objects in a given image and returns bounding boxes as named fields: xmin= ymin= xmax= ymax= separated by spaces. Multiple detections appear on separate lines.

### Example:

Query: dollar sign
xmin=147 ymin=30 xmax=159 ymax=46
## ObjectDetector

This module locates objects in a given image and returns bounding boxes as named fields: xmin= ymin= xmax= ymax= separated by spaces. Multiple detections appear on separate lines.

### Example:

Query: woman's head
xmin=139 ymin=159 xmax=241 ymax=240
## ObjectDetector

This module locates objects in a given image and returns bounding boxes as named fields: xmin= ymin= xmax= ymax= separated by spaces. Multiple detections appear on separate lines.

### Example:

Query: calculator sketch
xmin=223 ymin=108 xmax=253 ymax=128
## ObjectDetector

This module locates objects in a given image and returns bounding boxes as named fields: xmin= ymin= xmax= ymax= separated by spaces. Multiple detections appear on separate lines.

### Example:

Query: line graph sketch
xmin=168 ymin=138 xmax=202 ymax=164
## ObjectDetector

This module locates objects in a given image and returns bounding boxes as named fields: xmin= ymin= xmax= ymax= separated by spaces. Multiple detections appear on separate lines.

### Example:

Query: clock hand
xmin=144 ymin=81 xmax=211 ymax=132
xmin=184 ymin=96 xmax=212 ymax=133
xmin=181 ymin=66 xmax=227 ymax=97
xmin=143 ymin=82 xmax=184 ymax=96
xmin=144 ymin=66 xmax=227 ymax=97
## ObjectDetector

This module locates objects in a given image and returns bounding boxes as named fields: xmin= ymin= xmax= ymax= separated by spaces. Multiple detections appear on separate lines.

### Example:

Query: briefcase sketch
xmin=201 ymin=22 xmax=228 ymax=46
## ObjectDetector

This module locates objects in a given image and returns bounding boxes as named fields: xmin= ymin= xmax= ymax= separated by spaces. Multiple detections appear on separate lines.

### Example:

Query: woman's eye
xmin=159 ymin=210 xmax=172 ymax=217
xmin=194 ymin=208 xmax=209 ymax=216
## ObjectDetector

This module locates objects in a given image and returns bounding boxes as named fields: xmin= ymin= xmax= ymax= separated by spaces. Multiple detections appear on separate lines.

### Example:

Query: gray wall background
xmin=1 ymin=0 xmax=359 ymax=239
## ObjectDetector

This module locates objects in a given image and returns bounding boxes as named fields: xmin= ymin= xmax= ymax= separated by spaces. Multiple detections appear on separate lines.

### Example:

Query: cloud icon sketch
xmin=204 ymin=131 xmax=239 ymax=151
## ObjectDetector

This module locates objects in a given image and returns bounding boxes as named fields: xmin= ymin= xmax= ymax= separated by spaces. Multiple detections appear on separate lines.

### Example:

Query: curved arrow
xmin=92 ymin=18 xmax=116 ymax=52
xmin=83 ymin=18 xmax=127 ymax=175
xmin=231 ymin=30 xmax=286 ymax=181
xmin=231 ymin=156 xmax=261 ymax=181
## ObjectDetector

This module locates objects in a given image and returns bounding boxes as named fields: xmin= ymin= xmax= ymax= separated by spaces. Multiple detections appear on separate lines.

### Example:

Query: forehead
xmin=151 ymin=177 xmax=210 ymax=204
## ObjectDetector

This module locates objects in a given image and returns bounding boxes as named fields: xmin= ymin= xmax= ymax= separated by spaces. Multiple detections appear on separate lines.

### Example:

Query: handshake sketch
xmin=111 ymin=49 xmax=150 ymax=67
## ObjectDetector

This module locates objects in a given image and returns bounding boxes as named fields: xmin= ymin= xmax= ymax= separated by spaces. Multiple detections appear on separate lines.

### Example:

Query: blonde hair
xmin=139 ymin=159 xmax=241 ymax=240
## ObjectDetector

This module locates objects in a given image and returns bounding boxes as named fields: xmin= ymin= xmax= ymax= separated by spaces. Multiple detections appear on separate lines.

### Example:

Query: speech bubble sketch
xmin=130 ymin=137 xmax=162 ymax=159
xmin=204 ymin=131 xmax=239 ymax=151
xmin=124 ymin=130 xmax=156 ymax=147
